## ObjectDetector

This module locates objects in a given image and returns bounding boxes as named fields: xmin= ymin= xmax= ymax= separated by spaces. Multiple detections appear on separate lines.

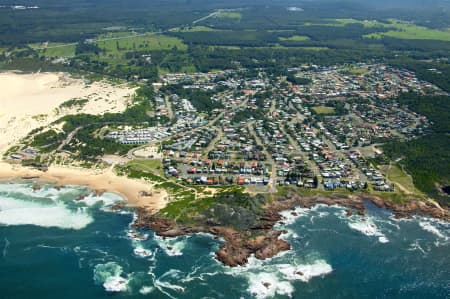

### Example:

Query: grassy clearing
xmin=206 ymin=45 xmax=328 ymax=51
xmin=207 ymin=45 xmax=242 ymax=50
xmin=178 ymin=26 xmax=222 ymax=32
xmin=279 ymin=35 xmax=310 ymax=42
xmin=362 ymin=19 xmax=450 ymax=41
xmin=158 ymin=64 xmax=197 ymax=74
xmin=297 ymin=46 xmax=329 ymax=51
xmin=303 ymin=19 xmax=371 ymax=27
xmin=379 ymin=163 xmax=422 ymax=196
xmin=97 ymin=33 xmax=187 ymax=54
xmin=30 ymin=42 xmax=76 ymax=57
xmin=126 ymin=159 xmax=164 ymax=176
xmin=312 ymin=106 xmax=336 ymax=114
xmin=116 ymin=161 xmax=166 ymax=183
xmin=344 ymin=66 xmax=369 ymax=75
xmin=308 ymin=18 xmax=450 ymax=41
xmin=216 ymin=11 xmax=242 ymax=20
xmin=365 ymin=24 xmax=450 ymax=41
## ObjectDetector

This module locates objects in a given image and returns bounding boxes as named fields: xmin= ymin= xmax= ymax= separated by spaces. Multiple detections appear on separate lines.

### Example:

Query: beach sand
xmin=0 ymin=71 xmax=167 ymax=211
xmin=0 ymin=162 xmax=168 ymax=211
xmin=0 ymin=71 xmax=136 ymax=154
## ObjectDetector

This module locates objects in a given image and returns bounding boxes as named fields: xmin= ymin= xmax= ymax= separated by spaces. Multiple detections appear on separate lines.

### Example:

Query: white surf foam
xmin=81 ymin=192 xmax=124 ymax=208
xmin=247 ymin=272 xmax=294 ymax=299
xmin=93 ymin=262 xmax=129 ymax=292
xmin=0 ymin=196 xmax=93 ymax=229
xmin=155 ymin=235 xmax=187 ymax=256
xmin=0 ymin=183 xmax=82 ymax=201
xmin=277 ymin=206 xmax=310 ymax=226
xmin=133 ymin=245 xmax=153 ymax=258
xmin=227 ymin=254 xmax=333 ymax=299
xmin=280 ymin=229 xmax=299 ymax=241
xmin=103 ymin=275 xmax=128 ymax=292
xmin=126 ymin=230 xmax=149 ymax=241
xmin=152 ymin=269 xmax=186 ymax=299
xmin=419 ymin=221 xmax=448 ymax=240
xmin=139 ymin=286 xmax=154 ymax=295
xmin=277 ymin=259 xmax=333 ymax=282
xmin=348 ymin=217 xmax=389 ymax=243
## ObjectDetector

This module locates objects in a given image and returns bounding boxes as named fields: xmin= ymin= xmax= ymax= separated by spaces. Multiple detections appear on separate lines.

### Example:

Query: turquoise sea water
xmin=0 ymin=181 xmax=449 ymax=299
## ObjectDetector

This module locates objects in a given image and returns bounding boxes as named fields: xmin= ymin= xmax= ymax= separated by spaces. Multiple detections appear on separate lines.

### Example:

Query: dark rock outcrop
xmin=133 ymin=193 xmax=449 ymax=267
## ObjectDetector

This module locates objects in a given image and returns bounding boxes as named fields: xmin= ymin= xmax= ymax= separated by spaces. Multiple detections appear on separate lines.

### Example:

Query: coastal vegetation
xmin=158 ymin=186 xmax=267 ymax=230
xmin=383 ymin=93 xmax=450 ymax=206
xmin=1 ymin=0 xmax=449 ymax=210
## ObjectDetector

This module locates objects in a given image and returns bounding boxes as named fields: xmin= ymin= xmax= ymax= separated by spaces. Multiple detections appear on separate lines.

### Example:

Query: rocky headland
xmin=134 ymin=193 xmax=449 ymax=267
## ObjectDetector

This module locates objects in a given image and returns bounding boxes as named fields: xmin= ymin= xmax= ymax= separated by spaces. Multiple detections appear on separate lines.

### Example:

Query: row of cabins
xmin=184 ymin=176 xmax=270 ymax=185
xmin=106 ymin=128 xmax=172 ymax=144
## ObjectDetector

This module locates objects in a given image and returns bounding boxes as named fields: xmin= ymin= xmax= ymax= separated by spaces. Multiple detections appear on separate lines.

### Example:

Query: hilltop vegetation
xmin=384 ymin=93 xmax=450 ymax=206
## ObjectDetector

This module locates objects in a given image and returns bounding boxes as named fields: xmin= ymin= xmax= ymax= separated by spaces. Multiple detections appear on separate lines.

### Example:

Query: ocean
xmin=0 ymin=181 xmax=449 ymax=299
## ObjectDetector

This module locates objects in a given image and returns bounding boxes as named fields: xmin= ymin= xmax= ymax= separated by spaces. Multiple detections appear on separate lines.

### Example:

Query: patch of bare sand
xmin=0 ymin=71 xmax=136 ymax=154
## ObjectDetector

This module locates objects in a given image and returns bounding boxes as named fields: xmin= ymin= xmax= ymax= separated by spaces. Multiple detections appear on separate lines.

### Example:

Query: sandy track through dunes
xmin=0 ymin=72 xmax=136 ymax=153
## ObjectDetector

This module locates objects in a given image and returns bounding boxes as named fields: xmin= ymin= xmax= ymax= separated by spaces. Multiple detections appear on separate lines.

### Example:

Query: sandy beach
xmin=0 ymin=71 xmax=136 ymax=154
xmin=0 ymin=71 xmax=167 ymax=210
xmin=0 ymin=162 xmax=168 ymax=211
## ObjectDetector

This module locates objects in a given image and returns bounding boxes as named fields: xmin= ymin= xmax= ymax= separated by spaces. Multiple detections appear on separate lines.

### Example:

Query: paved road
xmin=164 ymin=95 xmax=174 ymax=120
xmin=127 ymin=96 xmax=249 ymax=159
xmin=248 ymin=122 xmax=277 ymax=193
xmin=278 ymin=121 xmax=324 ymax=189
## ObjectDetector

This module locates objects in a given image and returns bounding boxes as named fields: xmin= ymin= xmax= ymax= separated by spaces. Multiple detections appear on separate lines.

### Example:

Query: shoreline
xmin=2 ymin=160 xmax=448 ymax=267
xmin=0 ymin=161 xmax=168 ymax=212
xmin=134 ymin=192 xmax=449 ymax=267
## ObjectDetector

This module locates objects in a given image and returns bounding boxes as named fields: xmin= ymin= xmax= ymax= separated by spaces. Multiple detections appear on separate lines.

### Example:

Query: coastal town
xmin=4 ymin=63 xmax=436 ymax=196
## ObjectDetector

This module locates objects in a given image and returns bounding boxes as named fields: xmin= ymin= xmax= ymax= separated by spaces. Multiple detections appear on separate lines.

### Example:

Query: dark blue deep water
xmin=0 ymin=182 xmax=449 ymax=299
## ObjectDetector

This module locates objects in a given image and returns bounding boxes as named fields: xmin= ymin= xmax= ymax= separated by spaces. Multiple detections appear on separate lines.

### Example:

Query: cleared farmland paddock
xmin=30 ymin=42 xmax=76 ymax=57
xmin=96 ymin=32 xmax=187 ymax=54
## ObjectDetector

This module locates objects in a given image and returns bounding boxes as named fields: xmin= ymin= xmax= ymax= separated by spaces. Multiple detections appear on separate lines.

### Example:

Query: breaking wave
xmin=228 ymin=254 xmax=333 ymax=299
xmin=347 ymin=216 xmax=389 ymax=243
xmin=93 ymin=262 xmax=129 ymax=292
xmin=0 ymin=182 xmax=126 ymax=230
xmin=0 ymin=196 xmax=93 ymax=229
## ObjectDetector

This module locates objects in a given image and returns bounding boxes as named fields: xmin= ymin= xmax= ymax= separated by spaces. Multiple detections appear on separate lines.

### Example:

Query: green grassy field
xmin=208 ymin=45 xmax=328 ymax=51
xmin=308 ymin=19 xmax=450 ymax=42
xmin=361 ymin=19 xmax=450 ymax=41
xmin=126 ymin=159 xmax=164 ymax=176
xmin=365 ymin=25 xmax=450 ymax=41
xmin=29 ymin=42 xmax=76 ymax=57
xmin=177 ymin=26 xmax=222 ymax=32
xmin=344 ymin=66 xmax=369 ymax=75
xmin=97 ymin=33 xmax=187 ymax=54
xmin=312 ymin=106 xmax=336 ymax=114
xmin=216 ymin=11 xmax=242 ymax=20
xmin=279 ymin=35 xmax=310 ymax=42
xmin=379 ymin=163 xmax=422 ymax=196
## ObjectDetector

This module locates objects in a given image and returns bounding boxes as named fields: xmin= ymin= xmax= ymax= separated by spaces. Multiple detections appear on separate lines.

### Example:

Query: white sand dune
xmin=0 ymin=71 xmax=136 ymax=153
